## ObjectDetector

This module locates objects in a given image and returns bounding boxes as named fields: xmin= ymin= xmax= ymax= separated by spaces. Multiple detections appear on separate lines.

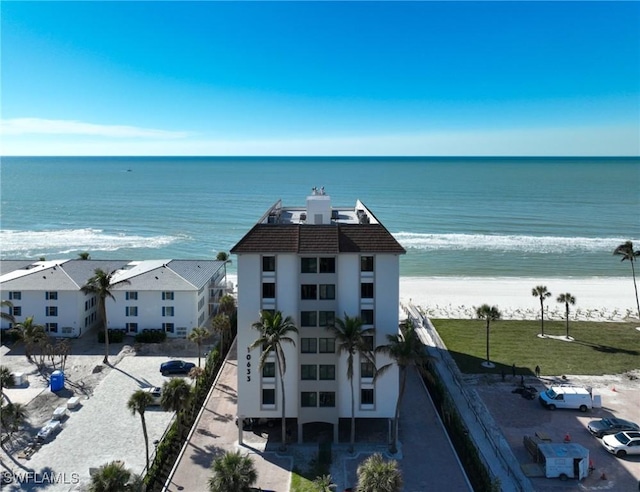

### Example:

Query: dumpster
xmin=50 ymin=370 xmax=65 ymax=392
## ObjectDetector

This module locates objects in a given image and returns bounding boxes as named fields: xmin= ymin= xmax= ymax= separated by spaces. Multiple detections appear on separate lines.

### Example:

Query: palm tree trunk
xmin=631 ymin=260 xmax=640 ymax=319
xmin=391 ymin=367 xmax=407 ymax=453
xmin=486 ymin=320 xmax=490 ymax=363
xmin=349 ymin=375 xmax=355 ymax=453
xmin=141 ymin=414 xmax=150 ymax=472
xmin=101 ymin=303 xmax=109 ymax=364
xmin=565 ymin=304 xmax=570 ymax=338
xmin=278 ymin=357 xmax=287 ymax=451
xmin=540 ymin=299 xmax=544 ymax=337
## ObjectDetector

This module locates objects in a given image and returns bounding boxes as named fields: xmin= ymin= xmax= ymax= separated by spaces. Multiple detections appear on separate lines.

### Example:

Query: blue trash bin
xmin=50 ymin=370 xmax=65 ymax=392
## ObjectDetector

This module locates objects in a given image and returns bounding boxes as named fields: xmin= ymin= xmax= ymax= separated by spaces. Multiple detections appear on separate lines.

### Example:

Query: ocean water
xmin=1 ymin=156 xmax=638 ymax=278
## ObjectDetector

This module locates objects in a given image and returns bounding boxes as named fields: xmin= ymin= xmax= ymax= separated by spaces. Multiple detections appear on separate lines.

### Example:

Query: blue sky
xmin=1 ymin=1 xmax=639 ymax=156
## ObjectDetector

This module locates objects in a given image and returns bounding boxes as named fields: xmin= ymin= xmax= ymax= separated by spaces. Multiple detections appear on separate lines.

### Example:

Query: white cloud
xmin=1 ymin=123 xmax=638 ymax=156
xmin=0 ymin=118 xmax=189 ymax=139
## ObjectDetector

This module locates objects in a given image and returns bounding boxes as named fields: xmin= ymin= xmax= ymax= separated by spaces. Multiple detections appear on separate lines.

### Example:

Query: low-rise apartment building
xmin=231 ymin=189 xmax=405 ymax=443
xmin=0 ymin=259 xmax=228 ymax=338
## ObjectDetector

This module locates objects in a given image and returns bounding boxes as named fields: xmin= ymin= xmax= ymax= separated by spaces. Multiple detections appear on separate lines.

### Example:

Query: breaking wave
xmin=393 ymin=233 xmax=633 ymax=254
xmin=0 ymin=228 xmax=185 ymax=256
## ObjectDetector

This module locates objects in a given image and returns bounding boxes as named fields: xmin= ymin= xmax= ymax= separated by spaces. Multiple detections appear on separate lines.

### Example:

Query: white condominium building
xmin=231 ymin=189 xmax=405 ymax=443
xmin=0 ymin=259 xmax=228 ymax=338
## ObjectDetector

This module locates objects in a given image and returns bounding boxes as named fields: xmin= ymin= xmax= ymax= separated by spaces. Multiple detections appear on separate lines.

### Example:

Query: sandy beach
xmin=400 ymin=276 xmax=639 ymax=322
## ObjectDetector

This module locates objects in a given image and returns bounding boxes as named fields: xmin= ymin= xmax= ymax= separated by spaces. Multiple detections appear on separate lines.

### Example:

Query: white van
xmin=538 ymin=386 xmax=593 ymax=412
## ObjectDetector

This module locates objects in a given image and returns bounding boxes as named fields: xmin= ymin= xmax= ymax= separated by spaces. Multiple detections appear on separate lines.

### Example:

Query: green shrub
xmin=134 ymin=330 xmax=167 ymax=343
xmin=97 ymin=329 xmax=125 ymax=343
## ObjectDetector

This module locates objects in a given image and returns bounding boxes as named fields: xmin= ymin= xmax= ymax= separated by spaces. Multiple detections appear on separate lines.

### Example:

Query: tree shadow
xmin=571 ymin=339 xmax=639 ymax=356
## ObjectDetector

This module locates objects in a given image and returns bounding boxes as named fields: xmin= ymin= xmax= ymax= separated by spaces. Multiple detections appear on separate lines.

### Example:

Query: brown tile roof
xmin=231 ymin=224 xmax=405 ymax=254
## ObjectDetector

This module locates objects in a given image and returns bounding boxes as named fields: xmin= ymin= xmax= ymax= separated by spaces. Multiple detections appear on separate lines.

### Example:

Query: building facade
xmin=231 ymin=190 xmax=405 ymax=443
xmin=0 ymin=259 xmax=228 ymax=338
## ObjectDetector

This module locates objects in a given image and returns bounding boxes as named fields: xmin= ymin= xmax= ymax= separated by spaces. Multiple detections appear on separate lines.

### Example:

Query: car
xmin=142 ymin=386 xmax=162 ymax=406
xmin=601 ymin=431 xmax=640 ymax=458
xmin=587 ymin=417 xmax=640 ymax=438
xmin=160 ymin=360 xmax=195 ymax=376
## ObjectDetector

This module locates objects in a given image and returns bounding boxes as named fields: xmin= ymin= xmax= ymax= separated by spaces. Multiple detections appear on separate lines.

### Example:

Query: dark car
xmin=160 ymin=360 xmax=195 ymax=376
xmin=587 ymin=418 xmax=640 ymax=438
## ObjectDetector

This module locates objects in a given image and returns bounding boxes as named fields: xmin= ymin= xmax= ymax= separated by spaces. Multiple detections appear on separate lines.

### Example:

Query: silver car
xmin=142 ymin=386 xmax=163 ymax=406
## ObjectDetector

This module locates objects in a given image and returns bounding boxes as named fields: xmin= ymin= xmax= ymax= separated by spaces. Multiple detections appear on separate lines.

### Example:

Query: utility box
xmin=50 ymin=370 xmax=65 ymax=392
xmin=537 ymin=442 xmax=589 ymax=480
xmin=592 ymin=394 xmax=602 ymax=408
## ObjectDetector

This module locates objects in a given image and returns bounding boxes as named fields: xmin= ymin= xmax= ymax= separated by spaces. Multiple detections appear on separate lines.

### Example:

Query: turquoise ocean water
xmin=1 ymin=156 xmax=638 ymax=278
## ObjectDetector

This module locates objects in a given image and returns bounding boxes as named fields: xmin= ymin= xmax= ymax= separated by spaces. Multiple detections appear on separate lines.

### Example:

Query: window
xmin=300 ymin=284 xmax=317 ymax=300
xmin=319 ymin=284 xmax=335 ymax=300
xmin=318 ymin=338 xmax=335 ymax=353
xmin=361 ymin=283 xmax=374 ymax=299
xmin=319 ymin=365 xmax=335 ymax=380
xmin=363 ymin=336 xmax=374 ymax=351
xmin=262 ymin=256 xmax=276 ymax=272
xmin=361 ymin=388 xmax=375 ymax=405
xmin=126 ymin=306 xmax=138 ymax=317
xmin=262 ymin=282 xmax=276 ymax=299
xmin=45 ymin=291 xmax=58 ymax=300
xmin=301 ymin=392 xmax=317 ymax=407
xmin=361 ymin=309 xmax=374 ymax=325
xmin=163 ymin=323 xmax=175 ymax=333
xmin=46 ymin=322 xmax=58 ymax=333
xmin=301 ymin=257 xmax=317 ymax=273
xmin=262 ymin=388 xmax=275 ymax=405
xmin=300 ymin=311 xmax=317 ymax=327
xmin=126 ymin=322 xmax=138 ymax=333
xmin=319 ymin=257 xmax=335 ymax=273
xmin=361 ymin=256 xmax=374 ymax=272
xmin=8 ymin=292 xmax=21 ymax=301
xmin=45 ymin=306 xmax=58 ymax=317
xmin=318 ymin=311 xmax=335 ymax=327
xmin=125 ymin=291 xmax=138 ymax=300
xmin=301 ymin=365 xmax=317 ymax=380
xmin=319 ymin=392 xmax=336 ymax=407
xmin=12 ymin=306 xmax=22 ymax=317
xmin=300 ymin=338 xmax=317 ymax=353
xmin=162 ymin=306 xmax=174 ymax=317
xmin=262 ymin=362 xmax=276 ymax=378
xmin=361 ymin=361 xmax=375 ymax=378
xmin=162 ymin=291 xmax=174 ymax=300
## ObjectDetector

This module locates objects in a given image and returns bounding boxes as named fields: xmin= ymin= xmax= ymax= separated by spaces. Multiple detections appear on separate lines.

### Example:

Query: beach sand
xmin=400 ymin=276 xmax=639 ymax=322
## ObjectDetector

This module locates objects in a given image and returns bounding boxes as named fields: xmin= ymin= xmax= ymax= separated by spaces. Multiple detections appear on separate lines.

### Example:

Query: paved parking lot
xmin=474 ymin=376 xmax=640 ymax=491
xmin=1 ymin=354 xmax=197 ymax=492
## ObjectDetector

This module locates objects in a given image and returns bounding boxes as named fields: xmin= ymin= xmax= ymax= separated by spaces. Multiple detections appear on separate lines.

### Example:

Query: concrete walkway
xmin=165 ymin=337 xmax=471 ymax=491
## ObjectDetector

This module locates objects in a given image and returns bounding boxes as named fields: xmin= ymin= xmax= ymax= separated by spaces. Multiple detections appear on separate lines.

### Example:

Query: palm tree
xmin=476 ymin=304 xmax=501 ymax=367
xmin=208 ymin=450 xmax=257 ymax=492
xmin=327 ymin=313 xmax=375 ymax=453
xmin=81 ymin=268 xmax=130 ymax=364
xmin=250 ymin=310 xmax=298 ymax=451
xmin=127 ymin=390 xmax=153 ymax=472
xmin=212 ymin=313 xmax=231 ymax=353
xmin=89 ymin=461 xmax=137 ymax=492
xmin=0 ymin=300 xmax=15 ymax=324
xmin=216 ymin=251 xmax=232 ymax=289
xmin=0 ymin=402 xmax=28 ymax=440
xmin=375 ymin=319 xmax=431 ymax=453
xmin=613 ymin=241 xmax=640 ymax=319
xmin=557 ymin=293 xmax=576 ymax=339
xmin=531 ymin=285 xmax=552 ymax=337
xmin=356 ymin=452 xmax=403 ymax=492
xmin=161 ymin=378 xmax=192 ymax=435
xmin=313 ymin=474 xmax=337 ymax=491
xmin=219 ymin=294 xmax=236 ymax=316
xmin=10 ymin=316 xmax=46 ymax=362
xmin=188 ymin=326 xmax=211 ymax=367
xmin=0 ymin=366 xmax=15 ymax=402
xmin=78 ymin=252 xmax=91 ymax=260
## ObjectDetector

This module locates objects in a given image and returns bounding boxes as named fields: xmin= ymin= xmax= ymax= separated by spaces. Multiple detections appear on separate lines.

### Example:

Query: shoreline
xmin=399 ymin=276 xmax=638 ymax=321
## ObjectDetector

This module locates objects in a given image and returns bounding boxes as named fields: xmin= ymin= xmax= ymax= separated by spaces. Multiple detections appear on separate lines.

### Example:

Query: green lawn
xmin=432 ymin=319 xmax=639 ymax=376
